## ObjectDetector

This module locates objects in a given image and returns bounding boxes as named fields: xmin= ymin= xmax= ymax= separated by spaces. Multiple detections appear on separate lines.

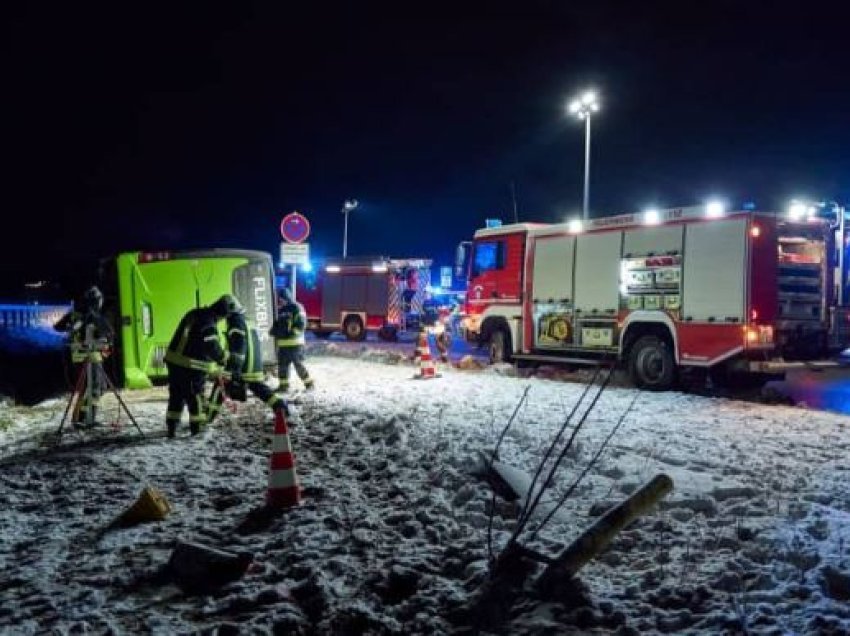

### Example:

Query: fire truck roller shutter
xmin=681 ymin=218 xmax=746 ymax=323
xmin=532 ymin=235 xmax=576 ymax=348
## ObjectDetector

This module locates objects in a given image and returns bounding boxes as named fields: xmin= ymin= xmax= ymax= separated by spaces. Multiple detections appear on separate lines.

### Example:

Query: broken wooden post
xmin=535 ymin=473 xmax=673 ymax=597
xmin=465 ymin=541 xmax=547 ymax=632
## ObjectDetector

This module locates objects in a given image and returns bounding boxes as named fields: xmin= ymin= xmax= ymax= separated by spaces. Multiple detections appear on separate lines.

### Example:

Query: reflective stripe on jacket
xmin=271 ymin=302 xmax=306 ymax=347
xmin=226 ymin=312 xmax=265 ymax=381
xmin=165 ymin=308 xmax=226 ymax=373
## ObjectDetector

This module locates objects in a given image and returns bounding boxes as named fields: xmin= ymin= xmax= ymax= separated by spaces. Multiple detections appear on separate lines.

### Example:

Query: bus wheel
xmin=628 ymin=335 xmax=675 ymax=390
xmin=343 ymin=316 xmax=366 ymax=341
xmin=488 ymin=329 xmax=512 ymax=364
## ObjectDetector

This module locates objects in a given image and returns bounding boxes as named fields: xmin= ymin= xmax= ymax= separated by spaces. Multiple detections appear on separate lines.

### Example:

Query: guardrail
xmin=0 ymin=304 xmax=72 ymax=330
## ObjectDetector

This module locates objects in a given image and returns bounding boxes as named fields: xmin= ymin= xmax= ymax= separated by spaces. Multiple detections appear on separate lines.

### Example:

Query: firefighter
xmin=207 ymin=295 xmax=288 ymax=423
xmin=271 ymin=287 xmax=314 ymax=392
xmin=163 ymin=295 xmax=230 ymax=438
xmin=54 ymin=285 xmax=112 ymax=426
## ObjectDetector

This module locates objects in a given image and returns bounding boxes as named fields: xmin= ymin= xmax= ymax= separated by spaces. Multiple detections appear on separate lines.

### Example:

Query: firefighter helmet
xmin=83 ymin=286 xmax=103 ymax=312
xmin=211 ymin=294 xmax=242 ymax=317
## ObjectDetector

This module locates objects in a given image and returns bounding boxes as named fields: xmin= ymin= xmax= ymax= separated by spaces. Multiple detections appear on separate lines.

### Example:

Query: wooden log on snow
xmin=535 ymin=473 xmax=673 ymax=596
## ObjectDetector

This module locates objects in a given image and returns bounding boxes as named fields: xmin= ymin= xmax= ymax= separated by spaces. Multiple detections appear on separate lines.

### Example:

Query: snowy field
xmin=2 ymin=351 xmax=850 ymax=634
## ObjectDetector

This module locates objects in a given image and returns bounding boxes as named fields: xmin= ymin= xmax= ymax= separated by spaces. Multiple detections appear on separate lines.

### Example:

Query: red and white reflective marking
xmin=415 ymin=349 xmax=439 ymax=380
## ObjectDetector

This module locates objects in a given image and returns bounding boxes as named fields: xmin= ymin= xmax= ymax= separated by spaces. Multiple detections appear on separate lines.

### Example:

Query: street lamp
xmin=567 ymin=90 xmax=600 ymax=221
xmin=341 ymin=199 xmax=358 ymax=259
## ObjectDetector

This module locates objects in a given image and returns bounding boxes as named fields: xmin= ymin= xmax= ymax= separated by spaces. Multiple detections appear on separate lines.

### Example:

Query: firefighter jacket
xmin=271 ymin=301 xmax=307 ymax=347
xmin=225 ymin=311 xmax=265 ymax=382
xmin=164 ymin=307 xmax=227 ymax=373
xmin=55 ymin=309 xmax=113 ymax=363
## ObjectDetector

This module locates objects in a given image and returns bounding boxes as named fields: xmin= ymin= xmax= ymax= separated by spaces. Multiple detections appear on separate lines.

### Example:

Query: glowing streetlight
xmin=341 ymin=199 xmax=359 ymax=259
xmin=567 ymin=90 xmax=600 ymax=221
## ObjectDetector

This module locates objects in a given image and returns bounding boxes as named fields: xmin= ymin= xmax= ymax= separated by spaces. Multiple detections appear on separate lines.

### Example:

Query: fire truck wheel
xmin=628 ymin=335 xmax=676 ymax=390
xmin=488 ymin=329 xmax=512 ymax=364
xmin=343 ymin=316 xmax=366 ymax=341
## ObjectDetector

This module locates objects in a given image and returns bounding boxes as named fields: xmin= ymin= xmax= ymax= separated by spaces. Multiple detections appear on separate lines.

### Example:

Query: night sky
xmin=2 ymin=3 xmax=849 ymax=294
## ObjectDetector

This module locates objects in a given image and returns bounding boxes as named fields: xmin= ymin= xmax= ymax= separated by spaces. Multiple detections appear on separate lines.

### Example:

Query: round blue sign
xmin=280 ymin=212 xmax=310 ymax=244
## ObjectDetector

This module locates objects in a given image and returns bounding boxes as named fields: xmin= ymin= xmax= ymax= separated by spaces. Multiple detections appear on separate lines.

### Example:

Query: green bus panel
xmin=113 ymin=250 xmax=276 ymax=389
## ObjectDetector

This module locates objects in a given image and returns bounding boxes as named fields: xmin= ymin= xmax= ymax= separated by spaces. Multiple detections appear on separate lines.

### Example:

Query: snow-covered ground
xmin=2 ymin=350 xmax=850 ymax=634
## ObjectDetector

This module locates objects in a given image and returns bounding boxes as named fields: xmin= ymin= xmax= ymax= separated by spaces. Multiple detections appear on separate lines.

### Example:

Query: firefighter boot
xmin=304 ymin=378 xmax=315 ymax=391
xmin=167 ymin=421 xmax=178 ymax=439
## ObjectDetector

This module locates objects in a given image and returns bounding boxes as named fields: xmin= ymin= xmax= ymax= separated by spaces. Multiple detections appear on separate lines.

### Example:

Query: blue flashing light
xmin=301 ymin=260 xmax=313 ymax=273
xmin=743 ymin=201 xmax=757 ymax=211
xmin=485 ymin=218 xmax=503 ymax=228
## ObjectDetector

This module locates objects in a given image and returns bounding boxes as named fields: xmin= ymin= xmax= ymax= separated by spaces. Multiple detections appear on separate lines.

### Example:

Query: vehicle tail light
xmin=744 ymin=324 xmax=773 ymax=346
xmin=138 ymin=251 xmax=172 ymax=263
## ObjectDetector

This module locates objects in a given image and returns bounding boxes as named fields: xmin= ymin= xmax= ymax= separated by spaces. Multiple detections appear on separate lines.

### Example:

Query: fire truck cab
xmin=460 ymin=205 xmax=850 ymax=390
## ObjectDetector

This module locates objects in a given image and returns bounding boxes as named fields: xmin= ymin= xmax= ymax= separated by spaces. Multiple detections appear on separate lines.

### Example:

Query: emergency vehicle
xmin=460 ymin=204 xmax=850 ymax=390
xmin=99 ymin=249 xmax=276 ymax=389
xmin=285 ymin=257 xmax=432 ymax=341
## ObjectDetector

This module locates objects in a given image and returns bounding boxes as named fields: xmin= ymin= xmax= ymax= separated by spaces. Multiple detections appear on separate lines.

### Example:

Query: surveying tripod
xmin=57 ymin=324 xmax=144 ymax=438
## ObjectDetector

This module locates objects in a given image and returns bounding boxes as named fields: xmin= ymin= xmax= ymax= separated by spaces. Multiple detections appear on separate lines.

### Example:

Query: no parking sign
xmin=280 ymin=212 xmax=310 ymax=244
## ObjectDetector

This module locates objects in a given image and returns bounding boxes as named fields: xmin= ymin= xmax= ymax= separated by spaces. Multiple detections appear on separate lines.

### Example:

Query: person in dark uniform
xmin=271 ymin=288 xmax=314 ymax=393
xmin=54 ymin=286 xmax=113 ymax=426
xmin=207 ymin=295 xmax=287 ymax=423
xmin=163 ymin=296 xmax=230 ymax=437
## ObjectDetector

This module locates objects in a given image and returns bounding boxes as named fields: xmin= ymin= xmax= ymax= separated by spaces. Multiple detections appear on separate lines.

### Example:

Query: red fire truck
xmin=459 ymin=204 xmax=850 ymax=390
xmin=289 ymin=257 xmax=433 ymax=341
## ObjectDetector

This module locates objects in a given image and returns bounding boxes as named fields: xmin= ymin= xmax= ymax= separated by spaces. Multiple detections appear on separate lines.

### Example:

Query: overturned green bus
xmin=100 ymin=249 xmax=276 ymax=389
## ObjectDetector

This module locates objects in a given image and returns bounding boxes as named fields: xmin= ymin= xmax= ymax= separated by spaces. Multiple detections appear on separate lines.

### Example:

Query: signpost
xmin=280 ymin=212 xmax=311 ymax=301
xmin=440 ymin=266 xmax=452 ymax=289
xmin=280 ymin=243 xmax=310 ymax=265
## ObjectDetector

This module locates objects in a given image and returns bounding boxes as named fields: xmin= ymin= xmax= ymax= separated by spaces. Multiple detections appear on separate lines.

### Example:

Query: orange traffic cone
xmin=414 ymin=332 xmax=441 ymax=380
xmin=413 ymin=329 xmax=429 ymax=364
xmin=266 ymin=410 xmax=301 ymax=508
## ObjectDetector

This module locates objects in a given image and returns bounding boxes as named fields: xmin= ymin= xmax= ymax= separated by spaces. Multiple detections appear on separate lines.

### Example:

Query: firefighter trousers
xmin=165 ymin=362 xmax=207 ymax=437
xmin=207 ymin=378 xmax=286 ymax=424
xmin=277 ymin=346 xmax=313 ymax=391
xmin=74 ymin=361 xmax=104 ymax=425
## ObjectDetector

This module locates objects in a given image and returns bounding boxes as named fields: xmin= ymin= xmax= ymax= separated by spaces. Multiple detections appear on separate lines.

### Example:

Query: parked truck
xmin=459 ymin=204 xmax=850 ymax=390
xmin=280 ymin=257 xmax=432 ymax=341
xmin=99 ymin=249 xmax=276 ymax=389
